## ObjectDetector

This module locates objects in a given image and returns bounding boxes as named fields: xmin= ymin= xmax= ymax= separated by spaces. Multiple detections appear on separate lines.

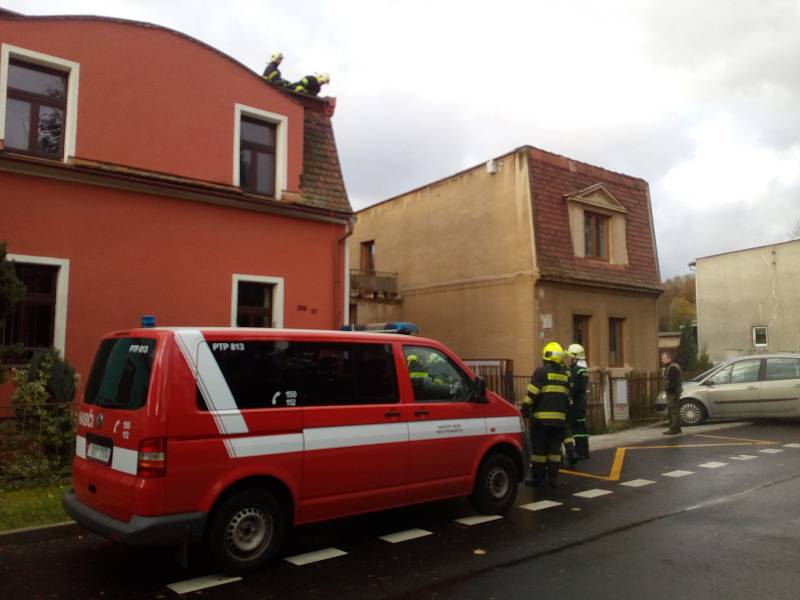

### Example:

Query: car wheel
xmin=679 ymin=399 xmax=707 ymax=426
xmin=470 ymin=452 xmax=519 ymax=515
xmin=206 ymin=489 xmax=286 ymax=574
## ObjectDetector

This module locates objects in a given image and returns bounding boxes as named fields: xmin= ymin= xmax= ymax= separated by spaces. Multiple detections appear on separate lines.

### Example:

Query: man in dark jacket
xmin=662 ymin=352 xmax=683 ymax=434
xmin=521 ymin=342 xmax=571 ymax=487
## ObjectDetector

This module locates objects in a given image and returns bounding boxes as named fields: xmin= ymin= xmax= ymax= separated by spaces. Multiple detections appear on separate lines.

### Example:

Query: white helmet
xmin=317 ymin=72 xmax=330 ymax=85
xmin=566 ymin=343 xmax=585 ymax=359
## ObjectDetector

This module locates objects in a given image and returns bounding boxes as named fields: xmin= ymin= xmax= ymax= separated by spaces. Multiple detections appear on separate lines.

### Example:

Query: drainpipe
xmin=334 ymin=216 xmax=356 ymax=328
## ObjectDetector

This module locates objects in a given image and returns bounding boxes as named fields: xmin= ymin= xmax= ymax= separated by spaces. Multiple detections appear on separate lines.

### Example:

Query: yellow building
xmin=349 ymin=146 xmax=663 ymax=380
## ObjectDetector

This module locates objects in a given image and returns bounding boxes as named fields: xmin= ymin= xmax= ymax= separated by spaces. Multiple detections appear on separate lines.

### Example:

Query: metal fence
xmin=492 ymin=370 xmax=662 ymax=434
xmin=0 ymin=402 xmax=75 ymax=483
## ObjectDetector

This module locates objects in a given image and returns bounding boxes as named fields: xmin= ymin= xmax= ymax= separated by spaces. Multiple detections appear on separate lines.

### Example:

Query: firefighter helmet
xmin=271 ymin=52 xmax=283 ymax=63
xmin=542 ymin=342 xmax=564 ymax=364
xmin=317 ymin=72 xmax=330 ymax=84
xmin=566 ymin=343 xmax=586 ymax=359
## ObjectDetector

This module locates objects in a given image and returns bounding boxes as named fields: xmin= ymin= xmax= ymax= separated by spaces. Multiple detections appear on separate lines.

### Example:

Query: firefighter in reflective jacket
xmin=292 ymin=73 xmax=330 ymax=96
xmin=262 ymin=52 xmax=287 ymax=86
xmin=567 ymin=343 xmax=590 ymax=459
xmin=407 ymin=354 xmax=428 ymax=382
xmin=521 ymin=342 xmax=571 ymax=487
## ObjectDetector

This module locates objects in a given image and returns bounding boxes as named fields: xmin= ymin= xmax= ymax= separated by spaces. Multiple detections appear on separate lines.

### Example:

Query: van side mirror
xmin=472 ymin=376 xmax=488 ymax=404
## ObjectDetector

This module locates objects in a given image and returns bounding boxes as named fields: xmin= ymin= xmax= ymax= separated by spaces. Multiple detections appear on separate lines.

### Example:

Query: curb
xmin=0 ymin=520 xmax=80 ymax=546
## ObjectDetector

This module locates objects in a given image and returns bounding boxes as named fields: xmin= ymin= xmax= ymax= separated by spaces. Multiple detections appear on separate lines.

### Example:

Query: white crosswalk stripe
xmin=699 ymin=461 xmax=728 ymax=469
xmin=284 ymin=548 xmax=348 ymax=566
xmin=573 ymin=488 xmax=613 ymax=498
xmin=379 ymin=529 xmax=433 ymax=543
xmin=759 ymin=448 xmax=784 ymax=454
xmin=619 ymin=479 xmax=656 ymax=487
xmin=662 ymin=470 xmax=694 ymax=477
xmin=454 ymin=515 xmax=503 ymax=526
xmin=520 ymin=500 xmax=563 ymax=511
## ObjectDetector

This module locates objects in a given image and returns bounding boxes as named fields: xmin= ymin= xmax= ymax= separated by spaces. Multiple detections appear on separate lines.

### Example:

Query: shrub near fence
xmin=0 ymin=402 xmax=75 ymax=483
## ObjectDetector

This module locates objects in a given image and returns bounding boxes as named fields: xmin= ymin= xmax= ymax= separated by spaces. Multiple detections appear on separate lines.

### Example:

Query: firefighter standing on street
xmin=521 ymin=342 xmax=571 ymax=487
xmin=662 ymin=352 xmax=684 ymax=434
xmin=566 ymin=343 xmax=590 ymax=459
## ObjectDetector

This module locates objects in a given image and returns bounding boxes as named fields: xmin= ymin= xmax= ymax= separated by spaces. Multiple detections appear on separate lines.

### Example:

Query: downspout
xmin=334 ymin=216 xmax=356 ymax=328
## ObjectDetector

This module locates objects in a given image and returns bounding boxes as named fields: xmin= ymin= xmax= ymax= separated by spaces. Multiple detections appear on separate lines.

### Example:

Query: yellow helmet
xmin=271 ymin=52 xmax=283 ymax=63
xmin=566 ymin=343 xmax=585 ymax=359
xmin=317 ymin=72 xmax=330 ymax=85
xmin=542 ymin=342 xmax=564 ymax=364
xmin=406 ymin=354 xmax=419 ymax=365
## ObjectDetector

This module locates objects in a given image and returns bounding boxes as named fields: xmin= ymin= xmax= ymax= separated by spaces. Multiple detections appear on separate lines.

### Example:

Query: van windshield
xmin=84 ymin=338 xmax=156 ymax=410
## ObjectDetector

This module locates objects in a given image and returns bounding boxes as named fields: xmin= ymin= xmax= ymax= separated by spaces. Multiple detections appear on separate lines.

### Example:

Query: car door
xmin=703 ymin=358 xmax=762 ymax=418
xmin=759 ymin=357 xmax=800 ymax=416
xmin=300 ymin=341 xmax=410 ymax=522
xmin=402 ymin=345 xmax=485 ymax=501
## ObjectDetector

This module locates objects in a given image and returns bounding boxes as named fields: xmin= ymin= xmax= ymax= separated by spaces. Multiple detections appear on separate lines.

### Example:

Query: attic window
xmin=233 ymin=103 xmax=288 ymax=200
xmin=584 ymin=212 xmax=609 ymax=260
xmin=564 ymin=184 xmax=629 ymax=266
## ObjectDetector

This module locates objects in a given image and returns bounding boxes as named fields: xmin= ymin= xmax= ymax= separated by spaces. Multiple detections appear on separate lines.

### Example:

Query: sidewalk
xmin=590 ymin=420 xmax=753 ymax=452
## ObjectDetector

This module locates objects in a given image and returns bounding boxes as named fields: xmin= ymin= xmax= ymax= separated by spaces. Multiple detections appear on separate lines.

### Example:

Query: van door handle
xmin=414 ymin=409 xmax=429 ymax=416
xmin=384 ymin=410 xmax=401 ymax=418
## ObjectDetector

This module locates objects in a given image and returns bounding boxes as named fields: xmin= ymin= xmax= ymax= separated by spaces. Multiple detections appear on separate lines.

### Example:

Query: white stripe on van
xmin=304 ymin=422 xmax=408 ymax=451
xmin=485 ymin=416 xmax=523 ymax=435
xmin=75 ymin=435 xmax=86 ymax=459
xmin=408 ymin=418 xmax=487 ymax=441
xmin=174 ymin=330 xmax=249 ymax=441
xmin=111 ymin=446 xmax=139 ymax=475
xmin=228 ymin=433 xmax=304 ymax=458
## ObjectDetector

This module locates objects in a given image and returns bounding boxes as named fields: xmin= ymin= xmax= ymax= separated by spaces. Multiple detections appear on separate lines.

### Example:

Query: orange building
xmin=0 ymin=11 xmax=353 ymax=401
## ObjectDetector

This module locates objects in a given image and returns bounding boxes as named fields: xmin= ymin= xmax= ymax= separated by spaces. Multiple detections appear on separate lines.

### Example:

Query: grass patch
xmin=0 ymin=483 xmax=71 ymax=532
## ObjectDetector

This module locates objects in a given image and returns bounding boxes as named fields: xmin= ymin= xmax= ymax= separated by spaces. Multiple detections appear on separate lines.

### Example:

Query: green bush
xmin=1 ymin=349 xmax=80 ymax=481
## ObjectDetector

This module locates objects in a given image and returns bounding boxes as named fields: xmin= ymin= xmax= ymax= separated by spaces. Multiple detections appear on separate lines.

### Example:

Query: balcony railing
xmin=350 ymin=269 xmax=399 ymax=299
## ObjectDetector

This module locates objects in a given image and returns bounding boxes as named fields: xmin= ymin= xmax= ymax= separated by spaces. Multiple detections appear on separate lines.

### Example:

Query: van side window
xmin=205 ymin=341 xmax=398 ymax=409
xmin=403 ymin=346 xmax=471 ymax=403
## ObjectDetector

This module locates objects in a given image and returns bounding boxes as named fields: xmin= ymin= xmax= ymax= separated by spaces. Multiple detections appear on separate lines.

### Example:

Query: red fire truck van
xmin=64 ymin=327 xmax=525 ymax=573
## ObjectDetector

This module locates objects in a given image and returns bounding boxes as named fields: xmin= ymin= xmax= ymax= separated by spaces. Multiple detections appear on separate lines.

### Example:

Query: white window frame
xmin=231 ymin=274 xmax=284 ymax=328
xmin=7 ymin=253 xmax=70 ymax=354
xmin=0 ymin=44 xmax=80 ymax=162
xmin=752 ymin=326 xmax=768 ymax=347
xmin=233 ymin=103 xmax=288 ymax=200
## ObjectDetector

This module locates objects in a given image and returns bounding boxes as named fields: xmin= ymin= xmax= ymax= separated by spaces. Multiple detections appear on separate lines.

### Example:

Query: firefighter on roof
xmin=262 ymin=52 xmax=287 ymax=86
xmin=521 ymin=342 xmax=571 ymax=488
xmin=292 ymin=73 xmax=330 ymax=96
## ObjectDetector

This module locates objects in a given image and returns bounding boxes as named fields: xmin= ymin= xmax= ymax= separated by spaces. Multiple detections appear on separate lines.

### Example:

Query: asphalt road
xmin=2 ymin=420 xmax=799 ymax=599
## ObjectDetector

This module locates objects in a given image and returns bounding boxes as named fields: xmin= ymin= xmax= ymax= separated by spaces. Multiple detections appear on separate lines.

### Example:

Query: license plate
xmin=87 ymin=443 xmax=111 ymax=464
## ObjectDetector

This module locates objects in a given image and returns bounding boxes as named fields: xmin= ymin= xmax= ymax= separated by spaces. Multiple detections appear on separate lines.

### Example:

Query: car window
xmin=708 ymin=364 xmax=732 ymax=385
xmin=765 ymin=358 xmax=800 ymax=381
xmin=203 ymin=340 xmax=398 ymax=409
xmin=730 ymin=359 xmax=761 ymax=384
xmin=403 ymin=346 xmax=472 ymax=402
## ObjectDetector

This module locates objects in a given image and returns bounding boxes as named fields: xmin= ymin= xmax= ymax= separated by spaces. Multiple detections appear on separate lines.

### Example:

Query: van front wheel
xmin=207 ymin=489 xmax=286 ymax=574
xmin=470 ymin=452 xmax=519 ymax=515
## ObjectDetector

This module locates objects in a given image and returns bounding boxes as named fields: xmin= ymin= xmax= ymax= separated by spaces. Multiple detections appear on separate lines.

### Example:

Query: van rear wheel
xmin=470 ymin=452 xmax=519 ymax=514
xmin=207 ymin=489 xmax=286 ymax=574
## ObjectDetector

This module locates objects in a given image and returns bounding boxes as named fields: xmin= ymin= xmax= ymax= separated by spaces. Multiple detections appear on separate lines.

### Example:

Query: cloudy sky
xmin=5 ymin=0 xmax=800 ymax=278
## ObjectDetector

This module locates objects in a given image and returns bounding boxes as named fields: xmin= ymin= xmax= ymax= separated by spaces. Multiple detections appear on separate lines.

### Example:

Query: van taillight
xmin=138 ymin=438 xmax=166 ymax=478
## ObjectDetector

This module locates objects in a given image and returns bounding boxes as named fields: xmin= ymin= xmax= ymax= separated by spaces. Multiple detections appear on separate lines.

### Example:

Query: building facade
xmin=695 ymin=240 xmax=800 ymax=363
xmin=0 ymin=12 xmax=352 ymax=401
xmin=350 ymin=147 xmax=662 ymax=379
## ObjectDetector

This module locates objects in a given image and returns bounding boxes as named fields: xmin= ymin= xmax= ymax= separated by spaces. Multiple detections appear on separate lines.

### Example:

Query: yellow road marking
xmin=560 ymin=434 xmax=780 ymax=482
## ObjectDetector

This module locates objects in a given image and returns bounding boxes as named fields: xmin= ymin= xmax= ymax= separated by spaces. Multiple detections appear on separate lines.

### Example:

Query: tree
xmin=658 ymin=274 xmax=696 ymax=331
xmin=790 ymin=218 xmax=800 ymax=240
xmin=0 ymin=242 xmax=25 ymax=322
xmin=677 ymin=322 xmax=698 ymax=373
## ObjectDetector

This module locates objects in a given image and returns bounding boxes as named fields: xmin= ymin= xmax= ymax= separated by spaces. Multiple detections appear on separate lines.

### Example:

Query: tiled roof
xmin=528 ymin=147 xmax=662 ymax=292
xmin=298 ymin=106 xmax=351 ymax=213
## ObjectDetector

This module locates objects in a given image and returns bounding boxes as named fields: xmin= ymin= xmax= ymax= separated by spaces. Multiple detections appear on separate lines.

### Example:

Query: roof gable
xmin=564 ymin=183 xmax=627 ymax=214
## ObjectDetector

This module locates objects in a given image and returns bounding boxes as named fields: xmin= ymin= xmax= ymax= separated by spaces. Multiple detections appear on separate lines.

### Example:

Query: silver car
xmin=656 ymin=353 xmax=800 ymax=425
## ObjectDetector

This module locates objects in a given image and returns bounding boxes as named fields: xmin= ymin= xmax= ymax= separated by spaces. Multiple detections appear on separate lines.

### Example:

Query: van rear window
xmin=84 ymin=338 xmax=156 ymax=410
